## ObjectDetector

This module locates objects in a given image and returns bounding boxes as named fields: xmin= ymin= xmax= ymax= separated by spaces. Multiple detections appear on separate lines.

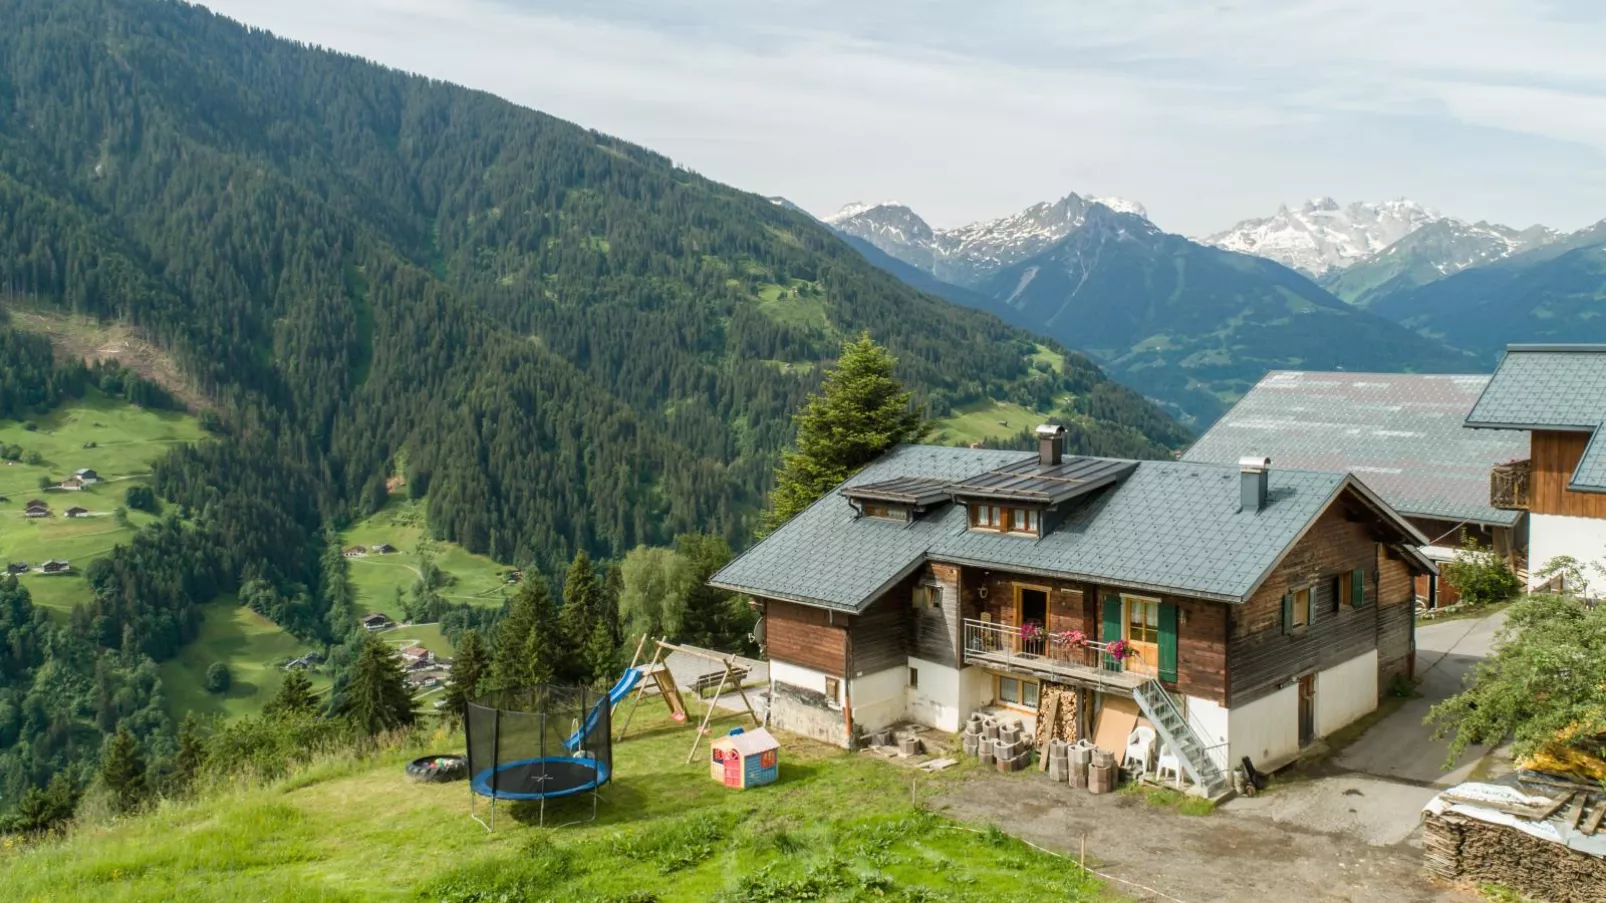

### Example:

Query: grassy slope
xmin=927 ymin=399 xmax=1043 ymax=446
xmin=0 ymin=712 xmax=1108 ymax=902
xmin=341 ymin=498 xmax=511 ymax=631
xmin=0 ymin=390 xmax=207 ymax=616
xmin=157 ymin=600 xmax=331 ymax=720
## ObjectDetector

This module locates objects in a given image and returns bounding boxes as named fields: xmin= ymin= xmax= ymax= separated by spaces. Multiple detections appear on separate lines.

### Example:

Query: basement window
xmin=824 ymin=676 xmax=840 ymax=703
xmin=909 ymin=667 xmax=919 ymax=689
xmin=996 ymin=675 xmax=1040 ymax=711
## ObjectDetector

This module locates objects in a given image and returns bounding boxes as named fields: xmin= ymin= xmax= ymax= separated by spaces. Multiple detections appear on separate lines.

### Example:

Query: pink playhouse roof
xmin=718 ymin=728 xmax=779 ymax=757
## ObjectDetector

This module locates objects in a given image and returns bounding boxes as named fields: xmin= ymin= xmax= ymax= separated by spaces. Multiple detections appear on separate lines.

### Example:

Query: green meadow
xmin=157 ymin=600 xmax=331 ymax=720
xmin=341 ymin=498 xmax=511 ymax=635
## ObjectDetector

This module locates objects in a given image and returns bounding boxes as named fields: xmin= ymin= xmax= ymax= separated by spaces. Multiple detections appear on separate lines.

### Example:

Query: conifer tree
xmin=265 ymin=670 xmax=320 ymax=717
xmin=764 ymin=332 xmax=922 ymax=530
xmin=170 ymin=712 xmax=207 ymax=794
xmin=582 ymin=614 xmax=621 ymax=683
xmin=338 ymin=634 xmax=416 ymax=736
xmin=490 ymin=578 xmax=561 ymax=689
xmin=10 ymin=772 xmax=78 ymax=834
xmin=559 ymin=550 xmax=603 ymax=680
xmin=443 ymin=628 xmax=490 ymax=716
xmin=100 ymin=725 xmax=148 ymax=815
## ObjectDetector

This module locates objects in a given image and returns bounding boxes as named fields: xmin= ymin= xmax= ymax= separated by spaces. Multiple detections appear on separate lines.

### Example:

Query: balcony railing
xmin=1491 ymin=459 xmax=1530 ymax=510
xmin=961 ymin=618 xmax=1152 ymax=691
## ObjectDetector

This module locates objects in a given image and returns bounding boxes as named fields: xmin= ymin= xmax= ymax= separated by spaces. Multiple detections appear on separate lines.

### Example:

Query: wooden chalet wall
xmin=1226 ymin=498 xmax=1418 ymax=707
xmin=909 ymin=563 xmax=962 ymax=667
xmin=763 ymin=599 xmax=846 ymax=676
xmin=848 ymin=588 xmax=907 ymax=677
xmin=1531 ymin=430 xmax=1606 ymax=519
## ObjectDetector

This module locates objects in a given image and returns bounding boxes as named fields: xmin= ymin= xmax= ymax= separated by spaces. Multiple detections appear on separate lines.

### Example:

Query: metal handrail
xmin=961 ymin=618 xmax=1155 ymax=677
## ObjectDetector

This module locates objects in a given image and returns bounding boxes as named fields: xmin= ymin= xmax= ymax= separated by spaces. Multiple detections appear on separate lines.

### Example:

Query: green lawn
xmin=927 ymin=399 xmax=1044 ymax=446
xmin=342 ymin=498 xmax=511 ymax=621
xmin=0 ymin=712 xmax=1110 ymax=902
xmin=157 ymin=600 xmax=329 ymax=720
xmin=378 ymin=622 xmax=453 ymax=658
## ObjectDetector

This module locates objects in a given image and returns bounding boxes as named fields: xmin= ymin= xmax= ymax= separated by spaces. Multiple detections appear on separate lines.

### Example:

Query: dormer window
xmin=969 ymin=504 xmax=1040 ymax=535
xmin=861 ymin=503 xmax=905 ymax=521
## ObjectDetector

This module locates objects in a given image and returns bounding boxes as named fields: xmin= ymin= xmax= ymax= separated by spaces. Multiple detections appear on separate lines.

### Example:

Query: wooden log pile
xmin=1033 ymin=683 xmax=1079 ymax=753
xmin=1424 ymin=809 xmax=1606 ymax=903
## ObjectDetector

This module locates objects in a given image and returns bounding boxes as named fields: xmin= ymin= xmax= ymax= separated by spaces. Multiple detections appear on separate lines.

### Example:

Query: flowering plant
xmin=1050 ymin=629 xmax=1087 ymax=649
xmin=1105 ymin=639 xmax=1135 ymax=660
xmin=1020 ymin=621 xmax=1044 ymax=641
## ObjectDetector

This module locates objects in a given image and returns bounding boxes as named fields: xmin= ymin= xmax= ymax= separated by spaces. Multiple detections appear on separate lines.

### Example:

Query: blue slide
xmin=563 ymin=667 xmax=644 ymax=751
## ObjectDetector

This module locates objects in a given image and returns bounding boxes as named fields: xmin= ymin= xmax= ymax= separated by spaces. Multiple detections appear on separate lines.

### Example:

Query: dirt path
xmin=933 ymin=772 xmax=1467 ymax=902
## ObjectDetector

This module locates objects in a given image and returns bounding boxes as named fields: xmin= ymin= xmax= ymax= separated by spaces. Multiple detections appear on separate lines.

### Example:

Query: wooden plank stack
xmin=1424 ymin=800 xmax=1606 ymax=903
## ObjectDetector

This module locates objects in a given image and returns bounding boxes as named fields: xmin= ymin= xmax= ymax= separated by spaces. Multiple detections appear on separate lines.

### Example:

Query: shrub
xmin=1440 ymin=539 xmax=1521 ymax=608
xmin=124 ymin=484 xmax=159 ymax=513
xmin=205 ymin=662 xmax=232 ymax=694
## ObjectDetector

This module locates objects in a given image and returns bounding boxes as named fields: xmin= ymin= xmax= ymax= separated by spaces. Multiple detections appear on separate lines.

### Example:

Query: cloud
xmin=201 ymin=0 xmax=1606 ymax=234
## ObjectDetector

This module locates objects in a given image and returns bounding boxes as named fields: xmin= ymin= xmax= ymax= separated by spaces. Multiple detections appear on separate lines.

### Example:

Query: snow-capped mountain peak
xmin=826 ymin=192 xmax=1152 ymax=287
xmin=1204 ymin=198 xmax=1443 ymax=276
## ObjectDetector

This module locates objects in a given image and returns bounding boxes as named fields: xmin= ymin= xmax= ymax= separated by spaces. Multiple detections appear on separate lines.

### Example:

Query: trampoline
xmin=464 ymin=673 xmax=639 ymax=829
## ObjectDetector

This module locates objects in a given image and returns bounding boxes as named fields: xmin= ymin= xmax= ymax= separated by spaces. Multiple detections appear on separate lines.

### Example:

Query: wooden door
xmin=1124 ymin=596 xmax=1160 ymax=677
xmin=1014 ymin=585 xmax=1049 ymax=655
xmin=1298 ymin=674 xmax=1316 ymax=747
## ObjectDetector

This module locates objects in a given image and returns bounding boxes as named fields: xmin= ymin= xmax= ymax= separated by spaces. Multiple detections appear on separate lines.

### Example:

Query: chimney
xmin=1240 ymin=456 xmax=1270 ymax=512
xmin=1035 ymin=424 xmax=1066 ymax=467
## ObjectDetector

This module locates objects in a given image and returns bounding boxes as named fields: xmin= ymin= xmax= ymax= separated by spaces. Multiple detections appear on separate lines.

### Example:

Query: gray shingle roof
xmin=1466 ymin=346 xmax=1606 ymax=431
xmin=1572 ymin=429 xmax=1606 ymax=493
xmin=1183 ymin=371 xmax=1526 ymax=527
xmin=711 ymin=444 xmax=1425 ymax=612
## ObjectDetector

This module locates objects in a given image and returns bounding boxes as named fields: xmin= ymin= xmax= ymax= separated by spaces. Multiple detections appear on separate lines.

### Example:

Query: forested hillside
xmin=0 ymin=0 xmax=1188 ymax=810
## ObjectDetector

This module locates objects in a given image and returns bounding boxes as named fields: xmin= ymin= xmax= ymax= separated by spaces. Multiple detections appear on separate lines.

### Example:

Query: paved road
xmin=1335 ymin=609 xmax=1507 ymax=786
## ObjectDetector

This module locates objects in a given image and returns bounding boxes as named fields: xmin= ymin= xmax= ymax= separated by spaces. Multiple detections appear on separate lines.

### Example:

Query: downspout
xmin=843 ymin=615 xmax=854 ymax=746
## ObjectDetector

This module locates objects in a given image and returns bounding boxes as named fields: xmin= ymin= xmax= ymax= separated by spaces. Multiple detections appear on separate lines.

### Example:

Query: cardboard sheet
xmin=1092 ymin=695 xmax=1141 ymax=766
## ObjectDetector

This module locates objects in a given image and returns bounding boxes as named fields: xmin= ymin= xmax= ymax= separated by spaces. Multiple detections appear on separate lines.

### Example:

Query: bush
xmin=205 ymin=662 xmax=232 ymax=694
xmin=1440 ymin=539 xmax=1521 ymax=608
xmin=124 ymin=484 xmax=159 ymax=513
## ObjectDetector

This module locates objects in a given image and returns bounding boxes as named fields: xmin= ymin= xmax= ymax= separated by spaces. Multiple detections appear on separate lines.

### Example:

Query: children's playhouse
xmin=709 ymin=727 xmax=779 ymax=790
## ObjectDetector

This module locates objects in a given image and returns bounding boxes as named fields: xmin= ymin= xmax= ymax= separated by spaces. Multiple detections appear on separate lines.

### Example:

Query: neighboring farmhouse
xmin=73 ymin=468 xmax=100 ymax=484
xmin=1466 ymin=345 xmax=1606 ymax=592
xmin=1184 ymin=371 xmax=1528 ymax=606
xmin=360 ymin=612 xmax=393 ymax=631
xmin=713 ymin=427 xmax=1435 ymax=792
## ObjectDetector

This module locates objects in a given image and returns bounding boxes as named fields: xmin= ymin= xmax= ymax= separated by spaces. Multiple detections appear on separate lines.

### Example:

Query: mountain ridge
xmin=1202 ymin=197 xmax=1444 ymax=276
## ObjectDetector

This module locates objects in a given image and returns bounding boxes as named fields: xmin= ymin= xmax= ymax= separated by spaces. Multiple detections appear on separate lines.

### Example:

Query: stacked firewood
xmin=1425 ymin=810 xmax=1606 ymax=902
xmin=1033 ymin=683 xmax=1079 ymax=753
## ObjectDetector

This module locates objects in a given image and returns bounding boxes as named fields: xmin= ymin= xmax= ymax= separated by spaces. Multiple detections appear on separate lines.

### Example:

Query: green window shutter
xmin=1158 ymin=602 xmax=1179 ymax=683
xmin=1102 ymin=595 xmax=1122 ymax=667
xmin=1281 ymin=593 xmax=1293 ymax=635
xmin=1351 ymin=569 xmax=1366 ymax=607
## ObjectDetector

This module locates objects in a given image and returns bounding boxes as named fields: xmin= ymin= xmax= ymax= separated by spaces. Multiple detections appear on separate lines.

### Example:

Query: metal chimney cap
xmin=1034 ymin=424 xmax=1066 ymax=438
xmin=1238 ymin=456 xmax=1271 ymax=472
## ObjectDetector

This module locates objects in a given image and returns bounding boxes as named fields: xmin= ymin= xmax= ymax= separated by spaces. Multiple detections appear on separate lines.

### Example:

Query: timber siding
xmin=764 ymin=599 xmax=846 ymax=676
xmin=1376 ymin=551 xmax=1415 ymax=686
xmin=1227 ymin=504 xmax=1387 ymax=707
xmin=909 ymin=564 xmax=962 ymax=667
xmin=1531 ymin=430 xmax=1606 ymax=519
xmin=849 ymin=590 xmax=907 ymax=677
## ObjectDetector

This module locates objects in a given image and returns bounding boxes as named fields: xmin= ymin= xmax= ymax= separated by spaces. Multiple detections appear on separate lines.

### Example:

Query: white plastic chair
xmin=1124 ymin=726 xmax=1157 ymax=777
xmin=1155 ymin=745 xmax=1184 ymax=788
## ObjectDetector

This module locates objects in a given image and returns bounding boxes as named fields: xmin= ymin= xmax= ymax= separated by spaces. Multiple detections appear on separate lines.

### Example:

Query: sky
xmin=202 ymin=0 xmax=1606 ymax=236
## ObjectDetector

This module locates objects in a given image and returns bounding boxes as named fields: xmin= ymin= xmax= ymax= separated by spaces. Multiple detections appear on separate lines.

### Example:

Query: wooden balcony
xmin=961 ymin=619 xmax=1150 ymax=694
xmin=1491 ymin=459 xmax=1530 ymax=511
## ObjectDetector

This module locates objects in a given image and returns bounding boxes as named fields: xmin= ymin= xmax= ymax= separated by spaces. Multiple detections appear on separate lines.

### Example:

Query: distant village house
xmin=360 ymin=612 xmax=393 ymax=631
xmin=73 ymin=469 xmax=100 ymax=484
xmin=39 ymin=560 xmax=70 ymax=575
xmin=343 ymin=546 xmax=367 ymax=558
xmin=371 ymin=543 xmax=397 ymax=555
xmin=65 ymin=506 xmax=89 ymax=518
xmin=6 ymin=562 xmax=28 ymax=575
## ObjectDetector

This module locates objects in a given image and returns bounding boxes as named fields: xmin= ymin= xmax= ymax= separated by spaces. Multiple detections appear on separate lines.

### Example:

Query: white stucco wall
xmin=906 ymin=657 xmax=965 ymax=732
xmin=1228 ymin=685 xmax=1299 ymax=771
xmin=771 ymin=659 xmax=832 ymax=700
xmin=961 ymin=665 xmax=994 ymax=714
xmin=1183 ymin=695 xmax=1231 ymax=777
xmin=1315 ymin=650 xmax=1379 ymax=737
xmin=849 ymin=665 xmax=908 ymax=734
xmin=1530 ymin=513 xmax=1606 ymax=593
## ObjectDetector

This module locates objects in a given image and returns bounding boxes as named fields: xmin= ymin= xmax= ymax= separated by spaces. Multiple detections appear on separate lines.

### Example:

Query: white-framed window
xmin=995 ymin=675 xmax=1040 ymax=711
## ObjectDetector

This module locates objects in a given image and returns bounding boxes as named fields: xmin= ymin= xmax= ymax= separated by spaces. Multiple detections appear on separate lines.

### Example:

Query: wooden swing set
xmin=614 ymin=636 xmax=759 ymax=763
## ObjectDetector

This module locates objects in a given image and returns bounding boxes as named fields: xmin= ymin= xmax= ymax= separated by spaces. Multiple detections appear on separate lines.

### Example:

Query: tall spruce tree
xmin=676 ymin=533 xmax=748 ymax=650
xmin=338 ymin=635 xmax=417 ymax=736
xmin=443 ymin=628 xmax=490 ymax=716
xmin=265 ymin=670 xmax=320 ymax=718
xmin=764 ymin=332 xmax=923 ymax=530
xmin=559 ymin=550 xmax=604 ymax=681
xmin=100 ymin=725 xmax=148 ymax=815
xmin=170 ymin=712 xmax=207 ymax=795
xmin=490 ymin=578 xmax=561 ymax=690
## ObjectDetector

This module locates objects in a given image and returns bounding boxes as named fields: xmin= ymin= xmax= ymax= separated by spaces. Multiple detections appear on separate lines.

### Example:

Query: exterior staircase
xmin=1132 ymin=679 xmax=1230 ymax=798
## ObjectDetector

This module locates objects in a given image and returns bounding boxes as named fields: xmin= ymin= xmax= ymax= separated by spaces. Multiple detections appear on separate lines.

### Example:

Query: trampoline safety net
xmin=465 ymin=685 xmax=613 ymax=810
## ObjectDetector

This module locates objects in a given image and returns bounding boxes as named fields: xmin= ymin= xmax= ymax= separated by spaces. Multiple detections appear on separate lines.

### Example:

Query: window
xmin=861 ymin=503 xmax=903 ymax=521
xmin=995 ymin=675 xmax=1040 ymax=711
xmin=1127 ymin=598 xmax=1160 ymax=645
xmin=824 ymin=676 xmax=840 ymax=703
xmin=1008 ymin=508 xmax=1040 ymax=534
xmin=909 ymin=667 xmax=919 ymax=689
xmin=1284 ymin=585 xmax=1314 ymax=633
xmin=1333 ymin=571 xmax=1352 ymax=614
xmin=912 ymin=583 xmax=941 ymax=611
xmin=970 ymin=504 xmax=1001 ymax=529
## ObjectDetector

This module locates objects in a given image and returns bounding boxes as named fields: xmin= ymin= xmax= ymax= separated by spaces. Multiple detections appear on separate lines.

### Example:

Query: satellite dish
xmin=750 ymin=616 xmax=766 ymax=648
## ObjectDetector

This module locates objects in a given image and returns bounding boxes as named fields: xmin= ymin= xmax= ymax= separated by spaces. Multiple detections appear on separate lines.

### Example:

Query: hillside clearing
xmin=156 ymin=600 xmax=329 ymax=720
xmin=5 ymin=307 xmax=206 ymax=411
xmin=927 ymin=399 xmax=1044 ymax=446
xmin=341 ymin=498 xmax=511 ymax=623
xmin=0 ymin=712 xmax=1109 ymax=902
